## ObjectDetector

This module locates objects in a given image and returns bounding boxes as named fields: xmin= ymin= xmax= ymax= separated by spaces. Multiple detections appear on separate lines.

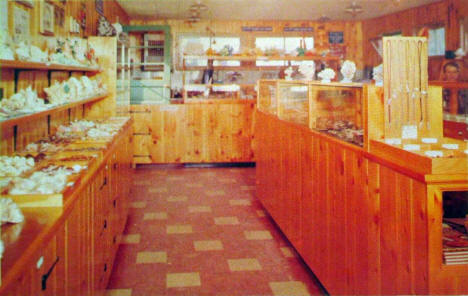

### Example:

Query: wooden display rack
xmin=368 ymin=37 xmax=468 ymax=175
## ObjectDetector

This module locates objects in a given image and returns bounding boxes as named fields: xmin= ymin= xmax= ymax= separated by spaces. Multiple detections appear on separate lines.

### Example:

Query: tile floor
xmin=106 ymin=166 xmax=326 ymax=296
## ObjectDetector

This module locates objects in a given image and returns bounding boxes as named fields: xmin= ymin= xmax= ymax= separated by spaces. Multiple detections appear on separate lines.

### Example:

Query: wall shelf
xmin=0 ymin=59 xmax=102 ymax=72
xmin=0 ymin=93 xmax=108 ymax=127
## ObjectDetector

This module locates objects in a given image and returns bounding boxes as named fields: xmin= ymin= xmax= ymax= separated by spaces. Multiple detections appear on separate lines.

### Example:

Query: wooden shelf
xmin=0 ymin=93 xmax=108 ymax=127
xmin=183 ymin=55 xmax=340 ymax=61
xmin=0 ymin=59 xmax=102 ymax=72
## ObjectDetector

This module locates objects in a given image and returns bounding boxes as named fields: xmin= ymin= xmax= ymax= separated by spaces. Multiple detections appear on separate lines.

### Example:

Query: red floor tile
xmin=107 ymin=166 xmax=325 ymax=295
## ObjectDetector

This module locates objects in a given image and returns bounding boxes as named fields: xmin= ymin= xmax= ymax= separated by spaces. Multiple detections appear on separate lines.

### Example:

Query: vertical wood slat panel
xmin=254 ymin=111 xmax=435 ymax=295
xmin=131 ymin=103 xmax=255 ymax=164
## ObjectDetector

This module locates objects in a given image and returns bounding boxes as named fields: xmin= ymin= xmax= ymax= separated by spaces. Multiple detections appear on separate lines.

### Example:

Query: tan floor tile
xmin=241 ymin=185 xmax=256 ymax=190
xmin=244 ymin=230 xmax=273 ymax=240
xmin=121 ymin=234 xmax=141 ymax=244
xmin=214 ymin=216 xmax=240 ymax=225
xmin=201 ymin=172 xmax=216 ymax=177
xmin=167 ymin=176 xmax=184 ymax=181
xmin=256 ymin=210 xmax=267 ymax=217
xmin=148 ymin=187 xmax=168 ymax=193
xmin=166 ymin=272 xmax=201 ymax=288
xmin=167 ymin=224 xmax=193 ymax=234
xmin=130 ymin=201 xmax=146 ymax=208
xmin=194 ymin=240 xmax=223 ymax=251
xmin=228 ymin=258 xmax=262 ymax=271
xmin=280 ymin=247 xmax=296 ymax=258
xmin=105 ymin=289 xmax=132 ymax=296
xmin=206 ymin=190 xmax=225 ymax=196
xmin=229 ymin=199 xmax=251 ymax=206
xmin=167 ymin=195 xmax=188 ymax=202
xmin=185 ymin=183 xmax=203 ymax=188
xmin=269 ymin=281 xmax=311 ymax=296
xmin=188 ymin=206 xmax=212 ymax=213
xmin=143 ymin=212 xmax=168 ymax=220
xmin=136 ymin=251 xmax=167 ymax=264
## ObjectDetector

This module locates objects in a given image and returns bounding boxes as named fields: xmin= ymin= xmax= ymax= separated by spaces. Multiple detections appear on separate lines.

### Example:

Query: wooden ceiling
xmin=117 ymin=0 xmax=441 ymax=21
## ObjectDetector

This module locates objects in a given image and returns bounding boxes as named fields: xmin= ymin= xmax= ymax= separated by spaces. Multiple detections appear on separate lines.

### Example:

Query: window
xmin=178 ymin=35 xmax=241 ymax=67
xmin=255 ymin=37 xmax=314 ymax=66
xmin=428 ymin=27 xmax=445 ymax=56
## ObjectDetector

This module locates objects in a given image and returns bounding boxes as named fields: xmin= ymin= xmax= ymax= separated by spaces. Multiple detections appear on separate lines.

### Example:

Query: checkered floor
xmin=106 ymin=166 xmax=325 ymax=296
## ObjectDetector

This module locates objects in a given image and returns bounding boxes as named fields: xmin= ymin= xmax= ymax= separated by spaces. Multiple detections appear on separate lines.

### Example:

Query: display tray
xmin=370 ymin=138 xmax=468 ymax=175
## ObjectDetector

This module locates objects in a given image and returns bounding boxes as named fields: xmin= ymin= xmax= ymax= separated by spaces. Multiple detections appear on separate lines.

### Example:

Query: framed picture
xmin=15 ymin=0 xmax=34 ymax=8
xmin=13 ymin=5 xmax=30 ymax=42
xmin=40 ymin=1 xmax=54 ymax=35
xmin=0 ymin=0 xmax=8 ymax=32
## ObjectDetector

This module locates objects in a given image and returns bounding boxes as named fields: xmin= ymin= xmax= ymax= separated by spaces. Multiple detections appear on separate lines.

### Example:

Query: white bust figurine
xmin=298 ymin=61 xmax=315 ymax=80
xmin=340 ymin=60 xmax=356 ymax=83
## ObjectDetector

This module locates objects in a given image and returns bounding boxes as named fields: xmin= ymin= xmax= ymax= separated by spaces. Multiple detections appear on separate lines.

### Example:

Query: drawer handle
xmin=114 ymin=163 xmax=118 ymax=169
xmin=104 ymin=263 xmax=108 ymax=272
xmin=458 ymin=131 xmax=463 ymax=136
xmin=41 ymin=256 xmax=60 ymax=291
xmin=100 ymin=177 xmax=107 ymax=190
xmin=113 ymin=200 xmax=117 ymax=208
xmin=104 ymin=219 xmax=107 ymax=229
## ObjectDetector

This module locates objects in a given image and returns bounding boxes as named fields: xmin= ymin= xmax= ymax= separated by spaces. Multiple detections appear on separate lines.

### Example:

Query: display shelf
xmin=0 ymin=93 xmax=108 ymax=127
xmin=0 ymin=59 xmax=101 ymax=72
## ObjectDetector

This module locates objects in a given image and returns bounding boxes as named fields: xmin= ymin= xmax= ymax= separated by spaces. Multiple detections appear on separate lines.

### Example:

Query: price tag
xmin=402 ymin=125 xmax=418 ymax=139
xmin=384 ymin=138 xmax=402 ymax=145
xmin=422 ymin=138 xmax=438 ymax=144
xmin=403 ymin=144 xmax=420 ymax=151
xmin=425 ymin=150 xmax=443 ymax=158
xmin=442 ymin=144 xmax=459 ymax=150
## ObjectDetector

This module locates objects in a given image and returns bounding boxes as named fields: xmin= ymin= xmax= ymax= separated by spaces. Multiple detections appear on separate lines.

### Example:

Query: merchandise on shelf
xmin=318 ymin=68 xmax=336 ymax=83
xmin=317 ymin=119 xmax=363 ymax=146
xmin=340 ymin=60 xmax=357 ymax=83
xmin=44 ymin=76 xmax=107 ymax=105
xmin=0 ymin=33 xmax=15 ymax=61
xmin=0 ymin=156 xmax=35 ymax=178
xmin=0 ymin=198 xmax=24 ymax=225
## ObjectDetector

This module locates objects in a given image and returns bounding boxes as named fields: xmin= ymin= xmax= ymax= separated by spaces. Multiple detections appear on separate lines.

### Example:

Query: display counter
xmin=256 ymin=77 xmax=468 ymax=295
xmin=0 ymin=117 xmax=133 ymax=295
xmin=130 ymin=99 xmax=255 ymax=164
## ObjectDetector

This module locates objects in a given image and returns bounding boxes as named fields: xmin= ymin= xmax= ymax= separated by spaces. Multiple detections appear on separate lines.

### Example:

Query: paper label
xmin=403 ymin=144 xmax=420 ymax=151
xmin=402 ymin=125 xmax=418 ymax=139
xmin=442 ymin=144 xmax=459 ymax=150
xmin=384 ymin=138 xmax=402 ymax=145
xmin=422 ymin=138 xmax=438 ymax=144
xmin=425 ymin=150 xmax=443 ymax=158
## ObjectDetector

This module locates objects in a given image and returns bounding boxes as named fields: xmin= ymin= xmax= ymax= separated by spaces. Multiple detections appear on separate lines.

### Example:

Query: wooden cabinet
xmin=130 ymin=102 xmax=255 ymax=164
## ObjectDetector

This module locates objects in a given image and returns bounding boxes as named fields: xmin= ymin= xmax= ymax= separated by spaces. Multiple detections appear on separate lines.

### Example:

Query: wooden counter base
xmin=131 ymin=101 xmax=255 ymax=164
xmin=255 ymin=110 xmax=468 ymax=295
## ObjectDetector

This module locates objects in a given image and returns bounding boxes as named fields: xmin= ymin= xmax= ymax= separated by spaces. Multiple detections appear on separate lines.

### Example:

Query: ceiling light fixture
xmin=187 ymin=0 xmax=208 ymax=23
xmin=345 ymin=1 xmax=363 ymax=17
xmin=317 ymin=15 xmax=331 ymax=22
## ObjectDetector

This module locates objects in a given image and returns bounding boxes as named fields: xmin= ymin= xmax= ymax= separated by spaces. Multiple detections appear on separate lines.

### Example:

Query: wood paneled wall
xmin=362 ymin=0 xmax=460 ymax=68
xmin=130 ymin=19 xmax=364 ymax=70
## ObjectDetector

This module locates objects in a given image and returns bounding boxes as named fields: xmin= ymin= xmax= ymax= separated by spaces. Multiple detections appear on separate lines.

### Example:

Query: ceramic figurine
xmin=298 ymin=61 xmax=315 ymax=80
xmin=373 ymin=64 xmax=383 ymax=86
xmin=340 ymin=60 xmax=356 ymax=83
xmin=318 ymin=68 xmax=335 ymax=83
xmin=15 ymin=41 xmax=31 ymax=61
xmin=29 ymin=45 xmax=49 ymax=63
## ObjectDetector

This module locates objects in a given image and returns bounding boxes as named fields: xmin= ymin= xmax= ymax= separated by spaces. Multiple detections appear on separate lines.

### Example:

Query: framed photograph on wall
xmin=55 ymin=5 xmax=65 ymax=27
xmin=40 ymin=1 xmax=54 ymax=35
xmin=13 ymin=5 xmax=30 ymax=42
xmin=15 ymin=0 xmax=34 ymax=8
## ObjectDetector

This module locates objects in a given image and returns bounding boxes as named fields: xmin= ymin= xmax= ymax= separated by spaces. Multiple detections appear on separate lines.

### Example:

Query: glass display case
xmin=116 ymin=39 xmax=130 ymax=114
xmin=309 ymin=83 xmax=364 ymax=146
xmin=277 ymin=81 xmax=309 ymax=125
xmin=257 ymin=80 xmax=278 ymax=114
